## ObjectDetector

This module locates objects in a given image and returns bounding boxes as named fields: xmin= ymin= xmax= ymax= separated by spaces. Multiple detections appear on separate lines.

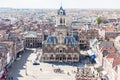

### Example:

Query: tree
xmin=96 ymin=17 xmax=102 ymax=25
xmin=96 ymin=17 xmax=108 ymax=26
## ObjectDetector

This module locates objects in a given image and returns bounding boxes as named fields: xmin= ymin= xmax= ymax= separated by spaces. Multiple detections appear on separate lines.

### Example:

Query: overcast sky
xmin=0 ymin=0 xmax=120 ymax=9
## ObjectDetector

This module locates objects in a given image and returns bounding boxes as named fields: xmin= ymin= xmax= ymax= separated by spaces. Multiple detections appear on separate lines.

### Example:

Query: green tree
xmin=96 ymin=17 xmax=102 ymax=25
xmin=96 ymin=17 xmax=108 ymax=26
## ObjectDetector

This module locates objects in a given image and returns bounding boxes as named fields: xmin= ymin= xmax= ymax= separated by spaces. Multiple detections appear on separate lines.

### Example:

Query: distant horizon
xmin=0 ymin=0 xmax=120 ymax=9
xmin=0 ymin=7 xmax=120 ymax=10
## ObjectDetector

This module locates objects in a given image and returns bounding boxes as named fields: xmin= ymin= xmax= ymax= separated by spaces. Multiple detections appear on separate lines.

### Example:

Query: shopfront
xmin=0 ymin=70 xmax=7 ymax=80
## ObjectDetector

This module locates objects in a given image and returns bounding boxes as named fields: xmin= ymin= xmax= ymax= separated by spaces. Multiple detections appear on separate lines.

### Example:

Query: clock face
xmin=60 ymin=10 xmax=63 ymax=15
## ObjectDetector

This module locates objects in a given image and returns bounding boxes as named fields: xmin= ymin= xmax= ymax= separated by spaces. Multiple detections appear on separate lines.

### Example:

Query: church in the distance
xmin=41 ymin=6 xmax=80 ymax=62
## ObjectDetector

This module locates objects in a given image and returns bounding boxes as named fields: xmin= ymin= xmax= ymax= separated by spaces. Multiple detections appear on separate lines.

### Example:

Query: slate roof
xmin=64 ymin=36 xmax=78 ymax=45
xmin=57 ymin=6 xmax=66 ymax=16
xmin=45 ymin=36 xmax=57 ymax=44
xmin=44 ymin=36 xmax=78 ymax=45
xmin=99 ymin=41 xmax=114 ymax=48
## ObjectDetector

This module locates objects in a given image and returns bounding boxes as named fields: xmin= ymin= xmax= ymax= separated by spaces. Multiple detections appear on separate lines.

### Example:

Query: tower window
xmin=63 ymin=18 xmax=65 ymax=24
xmin=59 ymin=49 xmax=62 ymax=53
xmin=60 ymin=18 xmax=62 ymax=24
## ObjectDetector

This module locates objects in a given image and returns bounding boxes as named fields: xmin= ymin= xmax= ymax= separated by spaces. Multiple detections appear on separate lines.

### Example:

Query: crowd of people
xmin=54 ymin=68 xmax=63 ymax=73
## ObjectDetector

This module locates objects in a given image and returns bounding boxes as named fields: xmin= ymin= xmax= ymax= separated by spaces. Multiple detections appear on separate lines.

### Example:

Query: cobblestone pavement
xmin=7 ymin=48 xmax=77 ymax=80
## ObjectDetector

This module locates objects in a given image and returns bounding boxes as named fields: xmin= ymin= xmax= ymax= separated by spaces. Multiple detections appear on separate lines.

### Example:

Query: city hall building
xmin=41 ymin=6 xmax=80 ymax=62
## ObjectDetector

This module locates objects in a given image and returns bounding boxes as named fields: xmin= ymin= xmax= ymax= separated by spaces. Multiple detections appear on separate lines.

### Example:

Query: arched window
xmin=59 ymin=49 xmax=62 ymax=53
xmin=56 ymin=55 xmax=59 ymax=60
xmin=60 ymin=18 xmax=62 ymax=24
xmin=44 ymin=54 xmax=47 ymax=60
xmin=50 ymin=54 xmax=54 ymax=60
xmin=63 ymin=18 xmax=65 ymax=24
xmin=68 ymin=55 xmax=72 ymax=60
xmin=73 ymin=55 xmax=78 ymax=60
xmin=63 ymin=55 xmax=66 ymax=60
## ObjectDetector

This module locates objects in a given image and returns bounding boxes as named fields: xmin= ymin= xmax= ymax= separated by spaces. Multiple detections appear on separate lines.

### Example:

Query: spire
xmin=60 ymin=0 xmax=63 ymax=10
xmin=57 ymin=0 xmax=66 ymax=15
xmin=61 ymin=0 xmax=62 ymax=7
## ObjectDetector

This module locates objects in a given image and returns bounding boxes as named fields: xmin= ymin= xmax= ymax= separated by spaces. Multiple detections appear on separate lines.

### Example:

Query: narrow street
xmin=7 ymin=49 xmax=35 ymax=80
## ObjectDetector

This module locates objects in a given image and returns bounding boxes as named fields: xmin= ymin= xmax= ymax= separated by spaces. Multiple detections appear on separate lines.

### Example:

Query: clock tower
xmin=56 ymin=6 xmax=66 ymax=26
xmin=55 ymin=6 xmax=68 ymax=36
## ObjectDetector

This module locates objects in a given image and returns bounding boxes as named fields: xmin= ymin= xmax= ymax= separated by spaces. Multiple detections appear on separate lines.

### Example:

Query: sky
xmin=0 ymin=0 xmax=120 ymax=9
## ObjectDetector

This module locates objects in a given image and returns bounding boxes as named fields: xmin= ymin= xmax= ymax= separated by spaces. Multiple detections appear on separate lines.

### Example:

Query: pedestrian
xmin=4 ymin=76 xmax=7 ymax=80
xmin=52 ymin=64 xmax=54 ymax=67
xmin=67 ymin=72 xmax=69 ymax=75
xmin=5 ymin=67 xmax=8 ymax=72
xmin=8 ymin=77 xmax=11 ymax=80
xmin=11 ymin=77 xmax=13 ymax=80
xmin=40 ymin=68 xmax=42 ymax=71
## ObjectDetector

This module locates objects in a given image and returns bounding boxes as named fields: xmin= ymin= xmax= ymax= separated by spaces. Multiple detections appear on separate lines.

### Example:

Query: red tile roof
xmin=106 ymin=53 xmax=118 ymax=59
xmin=100 ymin=46 xmax=116 ymax=52
xmin=102 ymin=26 xmax=115 ymax=32
xmin=2 ymin=41 xmax=14 ymax=47
xmin=113 ymin=58 xmax=120 ymax=67
xmin=106 ymin=53 xmax=120 ymax=67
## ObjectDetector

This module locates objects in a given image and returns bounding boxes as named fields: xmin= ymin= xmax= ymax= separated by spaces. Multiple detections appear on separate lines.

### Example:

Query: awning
xmin=0 ymin=71 xmax=7 ymax=79
xmin=89 ymin=54 xmax=96 ymax=60
xmin=87 ymin=50 xmax=96 ymax=59
xmin=2 ymin=72 xmax=7 ymax=77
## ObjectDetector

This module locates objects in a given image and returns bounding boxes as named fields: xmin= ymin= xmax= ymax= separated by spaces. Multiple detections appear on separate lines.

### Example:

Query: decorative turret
xmin=57 ymin=6 xmax=66 ymax=16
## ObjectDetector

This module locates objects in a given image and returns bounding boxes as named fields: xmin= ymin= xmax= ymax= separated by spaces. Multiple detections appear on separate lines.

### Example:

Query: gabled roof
xmin=106 ymin=53 xmax=120 ymax=67
xmin=113 ymin=58 xmax=120 ymax=67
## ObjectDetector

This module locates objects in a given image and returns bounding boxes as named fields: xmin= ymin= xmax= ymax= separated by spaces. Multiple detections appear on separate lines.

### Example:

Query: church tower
xmin=56 ymin=6 xmax=66 ymax=26
xmin=55 ymin=6 xmax=68 ymax=36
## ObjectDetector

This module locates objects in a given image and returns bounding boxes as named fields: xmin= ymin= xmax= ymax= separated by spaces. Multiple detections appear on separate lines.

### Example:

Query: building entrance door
xmin=30 ymin=43 xmax=33 ymax=48
xmin=60 ymin=57 xmax=62 ymax=61
xmin=59 ymin=55 xmax=63 ymax=62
